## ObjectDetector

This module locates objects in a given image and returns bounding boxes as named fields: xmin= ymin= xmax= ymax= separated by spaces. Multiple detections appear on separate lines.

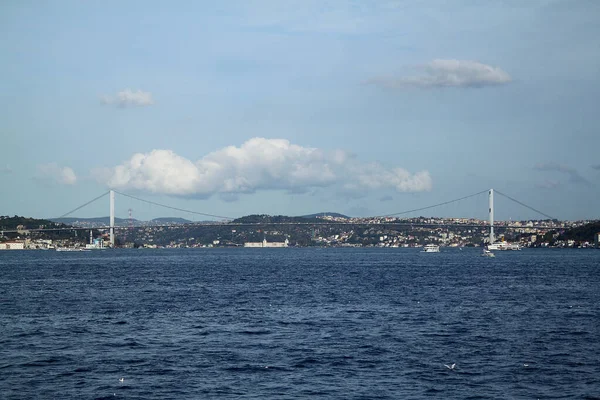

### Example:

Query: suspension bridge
xmin=1 ymin=189 xmax=558 ymax=247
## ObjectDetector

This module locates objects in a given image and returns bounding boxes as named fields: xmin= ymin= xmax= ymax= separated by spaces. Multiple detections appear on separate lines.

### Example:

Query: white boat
xmin=56 ymin=247 xmax=90 ymax=252
xmin=421 ymin=244 xmax=440 ymax=253
xmin=487 ymin=241 xmax=521 ymax=251
xmin=481 ymin=249 xmax=495 ymax=257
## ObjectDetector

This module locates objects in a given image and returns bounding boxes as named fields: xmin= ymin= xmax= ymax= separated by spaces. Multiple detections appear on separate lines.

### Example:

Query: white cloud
xmin=94 ymin=138 xmax=432 ymax=198
xmin=101 ymin=89 xmax=153 ymax=107
xmin=368 ymin=59 xmax=512 ymax=89
xmin=1 ymin=164 xmax=12 ymax=174
xmin=35 ymin=163 xmax=77 ymax=185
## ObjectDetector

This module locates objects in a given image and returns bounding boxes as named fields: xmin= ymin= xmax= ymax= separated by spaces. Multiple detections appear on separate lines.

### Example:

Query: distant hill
xmin=300 ymin=212 xmax=350 ymax=219
xmin=151 ymin=217 xmax=192 ymax=224
xmin=1 ymin=215 xmax=67 ymax=230
xmin=0 ymin=215 xmax=77 ymax=241
xmin=51 ymin=217 xmax=132 ymax=225
xmin=50 ymin=216 xmax=194 ymax=226
xmin=233 ymin=214 xmax=321 ymax=224
xmin=51 ymin=214 xmax=350 ymax=226
xmin=559 ymin=220 xmax=600 ymax=242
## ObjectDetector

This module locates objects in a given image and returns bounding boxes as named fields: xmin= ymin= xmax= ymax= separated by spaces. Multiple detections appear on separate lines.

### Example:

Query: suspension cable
xmin=55 ymin=191 xmax=110 ymax=219
xmin=381 ymin=190 xmax=489 ymax=217
xmin=494 ymin=190 xmax=555 ymax=220
xmin=114 ymin=190 xmax=233 ymax=220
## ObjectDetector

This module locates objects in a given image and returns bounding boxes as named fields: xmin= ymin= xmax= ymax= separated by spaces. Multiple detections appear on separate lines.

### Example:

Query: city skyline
xmin=1 ymin=1 xmax=599 ymax=221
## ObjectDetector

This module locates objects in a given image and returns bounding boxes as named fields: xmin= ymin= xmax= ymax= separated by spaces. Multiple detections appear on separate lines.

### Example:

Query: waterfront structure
xmin=85 ymin=230 xmax=106 ymax=249
xmin=244 ymin=238 xmax=289 ymax=248
xmin=0 ymin=241 xmax=25 ymax=250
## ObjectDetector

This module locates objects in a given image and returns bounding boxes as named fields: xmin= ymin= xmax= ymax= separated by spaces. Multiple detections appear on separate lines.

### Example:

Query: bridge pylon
xmin=110 ymin=190 xmax=115 ymax=247
xmin=489 ymin=188 xmax=494 ymax=244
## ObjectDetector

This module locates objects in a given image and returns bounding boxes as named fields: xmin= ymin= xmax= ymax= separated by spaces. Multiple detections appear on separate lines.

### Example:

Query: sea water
xmin=1 ymin=248 xmax=599 ymax=399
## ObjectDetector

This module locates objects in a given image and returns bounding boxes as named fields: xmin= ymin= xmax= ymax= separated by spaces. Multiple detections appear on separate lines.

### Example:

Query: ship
xmin=421 ymin=244 xmax=440 ymax=253
xmin=487 ymin=240 xmax=521 ymax=251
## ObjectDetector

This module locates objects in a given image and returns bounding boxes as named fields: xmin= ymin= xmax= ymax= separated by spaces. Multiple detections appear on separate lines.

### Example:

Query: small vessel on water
xmin=421 ymin=244 xmax=440 ymax=253
xmin=481 ymin=249 xmax=495 ymax=257
xmin=56 ymin=247 xmax=90 ymax=252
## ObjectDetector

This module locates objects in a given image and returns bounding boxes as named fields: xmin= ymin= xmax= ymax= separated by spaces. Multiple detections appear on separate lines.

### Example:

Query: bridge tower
xmin=127 ymin=208 xmax=134 ymax=242
xmin=128 ymin=208 xmax=134 ymax=230
xmin=489 ymin=188 xmax=494 ymax=244
xmin=110 ymin=190 xmax=115 ymax=247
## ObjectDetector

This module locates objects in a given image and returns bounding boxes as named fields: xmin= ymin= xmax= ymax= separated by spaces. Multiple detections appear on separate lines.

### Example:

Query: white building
xmin=244 ymin=238 xmax=289 ymax=248
xmin=0 ymin=241 xmax=25 ymax=250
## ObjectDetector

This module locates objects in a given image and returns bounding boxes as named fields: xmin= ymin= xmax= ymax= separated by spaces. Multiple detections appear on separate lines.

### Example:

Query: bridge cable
xmin=114 ymin=190 xmax=233 ymax=220
xmin=55 ymin=191 xmax=110 ymax=219
xmin=382 ymin=189 xmax=489 ymax=217
xmin=494 ymin=190 xmax=555 ymax=220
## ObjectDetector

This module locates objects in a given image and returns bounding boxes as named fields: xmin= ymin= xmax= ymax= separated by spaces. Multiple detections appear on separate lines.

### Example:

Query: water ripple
xmin=0 ymin=248 xmax=599 ymax=399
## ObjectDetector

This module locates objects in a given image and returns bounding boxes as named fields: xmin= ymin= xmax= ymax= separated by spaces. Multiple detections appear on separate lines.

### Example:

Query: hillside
xmin=559 ymin=221 xmax=600 ymax=242
xmin=300 ymin=212 xmax=350 ymax=219
xmin=233 ymin=214 xmax=321 ymax=224
xmin=151 ymin=217 xmax=192 ymax=224
xmin=0 ymin=215 xmax=75 ymax=241
xmin=52 ymin=217 xmax=132 ymax=225
xmin=1 ymin=215 xmax=66 ymax=230
xmin=51 ymin=216 xmax=194 ymax=226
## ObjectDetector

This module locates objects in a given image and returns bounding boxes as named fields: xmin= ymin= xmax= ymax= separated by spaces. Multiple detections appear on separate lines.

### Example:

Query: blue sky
xmin=1 ymin=0 xmax=599 ymax=222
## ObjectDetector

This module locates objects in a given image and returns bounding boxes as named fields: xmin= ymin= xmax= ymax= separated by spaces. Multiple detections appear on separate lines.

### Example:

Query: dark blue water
xmin=1 ymin=248 xmax=599 ymax=399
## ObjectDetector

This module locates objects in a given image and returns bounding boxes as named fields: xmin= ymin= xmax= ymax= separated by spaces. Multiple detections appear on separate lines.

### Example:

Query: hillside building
xmin=0 ymin=241 xmax=25 ymax=250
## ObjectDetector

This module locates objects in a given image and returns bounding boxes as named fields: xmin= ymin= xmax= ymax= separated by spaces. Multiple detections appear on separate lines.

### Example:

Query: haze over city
xmin=1 ymin=1 xmax=599 ymax=222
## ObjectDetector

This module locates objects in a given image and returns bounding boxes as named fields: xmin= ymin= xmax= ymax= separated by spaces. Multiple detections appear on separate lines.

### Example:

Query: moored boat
xmin=487 ymin=241 xmax=521 ymax=251
xmin=421 ymin=244 xmax=440 ymax=253
xmin=56 ymin=247 xmax=90 ymax=252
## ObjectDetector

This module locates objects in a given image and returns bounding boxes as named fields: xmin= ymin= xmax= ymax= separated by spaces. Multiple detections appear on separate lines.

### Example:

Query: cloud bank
xmin=368 ymin=59 xmax=512 ymax=89
xmin=534 ymin=162 xmax=589 ymax=185
xmin=35 ymin=163 xmax=77 ymax=185
xmin=536 ymin=180 xmax=561 ymax=189
xmin=94 ymin=138 xmax=432 ymax=198
xmin=101 ymin=89 xmax=153 ymax=107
